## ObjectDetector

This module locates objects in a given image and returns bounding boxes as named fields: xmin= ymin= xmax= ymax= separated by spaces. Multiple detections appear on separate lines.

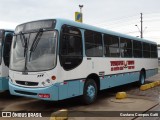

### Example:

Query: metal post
xmin=79 ymin=5 xmax=83 ymax=13
xmin=140 ymin=13 xmax=143 ymax=38
xmin=79 ymin=5 xmax=83 ymax=23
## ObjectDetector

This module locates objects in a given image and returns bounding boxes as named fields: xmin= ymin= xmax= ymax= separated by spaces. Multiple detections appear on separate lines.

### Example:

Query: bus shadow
xmin=0 ymin=90 xmax=22 ymax=99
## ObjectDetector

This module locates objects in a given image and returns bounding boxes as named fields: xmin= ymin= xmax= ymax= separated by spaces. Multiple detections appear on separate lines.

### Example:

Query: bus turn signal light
xmin=51 ymin=76 xmax=56 ymax=80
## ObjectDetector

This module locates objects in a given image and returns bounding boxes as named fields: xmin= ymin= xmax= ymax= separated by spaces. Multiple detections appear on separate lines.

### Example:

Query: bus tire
xmin=82 ymin=79 xmax=97 ymax=105
xmin=138 ymin=71 xmax=145 ymax=85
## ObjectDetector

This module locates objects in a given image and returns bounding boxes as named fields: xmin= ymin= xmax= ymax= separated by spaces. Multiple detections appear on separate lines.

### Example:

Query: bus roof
xmin=55 ymin=18 xmax=157 ymax=45
xmin=15 ymin=18 xmax=157 ymax=45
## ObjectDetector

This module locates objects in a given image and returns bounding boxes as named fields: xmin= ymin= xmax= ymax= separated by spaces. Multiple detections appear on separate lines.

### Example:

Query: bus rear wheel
xmin=82 ymin=79 xmax=97 ymax=105
xmin=138 ymin=71 xmax=145 ymax=85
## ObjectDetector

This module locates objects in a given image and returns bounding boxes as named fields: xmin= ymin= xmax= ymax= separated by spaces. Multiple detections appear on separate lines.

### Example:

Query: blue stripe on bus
xmin=0 ymin=77 xmax=9 ymax=91
xmin=9 ymin=82 xmax=59 ymax=101
xmin=9 ymin=69 xmax=158 ymax=101
xmin=9 ymin=79 xmax=85 ymax=101
xmin=100 ymin=72 xmax=140 ymax=90
xmin=146 ymin=69 xmax=158 ymax=78
xmin=100 ymin=69 xmax=158 ymax=90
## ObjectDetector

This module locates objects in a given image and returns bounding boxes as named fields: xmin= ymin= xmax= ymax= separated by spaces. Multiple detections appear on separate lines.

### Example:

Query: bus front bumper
xmin=9 ymin=81 xmax=59 ymax=101
xmin=0 ymin=77 xmax=9 ymax=91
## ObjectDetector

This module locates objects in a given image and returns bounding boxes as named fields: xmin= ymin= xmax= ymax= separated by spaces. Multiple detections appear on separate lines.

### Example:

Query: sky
xmin=0 ymin=0 xmax=160 ymax=44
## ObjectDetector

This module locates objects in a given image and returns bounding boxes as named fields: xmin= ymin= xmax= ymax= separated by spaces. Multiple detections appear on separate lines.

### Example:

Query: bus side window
xmin=120 ymin=38 xmax=132 ymax=58
xmin=85 ymin=30 xmax=103 ymax=57
xmin=150 ymin=44 xmax=157 ymax=58
xmin=60 ymin=26 xmax=83 ymax=70
xmin=104 ymin=34 xmax=120 ymax=57
xmin=143 ymin=42 xmax=150 ymax=58
xmin=133 ymin=41 xmax=142 ymax=58
xmin=3 ymin=33 xmax=13 ymax=67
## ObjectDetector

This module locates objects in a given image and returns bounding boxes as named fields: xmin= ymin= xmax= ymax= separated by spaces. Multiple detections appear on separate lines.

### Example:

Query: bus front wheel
xmin=82 ymin=79 xmax=97 ymax=104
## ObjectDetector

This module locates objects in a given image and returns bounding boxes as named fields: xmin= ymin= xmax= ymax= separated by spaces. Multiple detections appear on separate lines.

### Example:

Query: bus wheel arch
xmin=86 ymin=73 xmax=100 ymax=91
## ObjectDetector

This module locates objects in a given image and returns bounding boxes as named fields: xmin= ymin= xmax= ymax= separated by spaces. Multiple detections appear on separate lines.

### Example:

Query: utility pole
xmin=135 ymin=13 xmax=145 ymax=38
xmin=140 ymin=13 xmax=143 ymax=38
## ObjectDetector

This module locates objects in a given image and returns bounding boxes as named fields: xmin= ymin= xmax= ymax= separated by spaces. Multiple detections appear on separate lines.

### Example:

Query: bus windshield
xmin=10 ymin=30 xmax=57 ymax=71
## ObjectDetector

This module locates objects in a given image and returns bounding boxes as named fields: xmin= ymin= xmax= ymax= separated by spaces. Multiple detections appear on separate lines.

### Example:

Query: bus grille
xmin=15 ymin=81 xmax=38 ymax=86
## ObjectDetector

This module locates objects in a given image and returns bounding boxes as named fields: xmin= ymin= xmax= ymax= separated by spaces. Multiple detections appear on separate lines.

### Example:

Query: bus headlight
xmin=41 ymin=79 xmax=52 ymax=86
xmin=46 ymin=79 xmax=51 ymax=83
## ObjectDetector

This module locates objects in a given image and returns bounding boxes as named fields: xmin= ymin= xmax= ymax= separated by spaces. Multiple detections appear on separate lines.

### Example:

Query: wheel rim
xmin=87 ymin=85 xmax=95 ymax=99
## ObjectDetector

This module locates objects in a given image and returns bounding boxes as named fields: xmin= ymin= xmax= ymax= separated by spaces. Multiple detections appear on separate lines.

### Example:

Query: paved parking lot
xmin=0 ymin=70 xmax=160 ymax=120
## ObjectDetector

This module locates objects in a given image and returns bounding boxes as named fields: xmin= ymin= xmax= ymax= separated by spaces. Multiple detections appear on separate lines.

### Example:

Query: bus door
xmin=59 ymin=25 xmax=83 ymax=99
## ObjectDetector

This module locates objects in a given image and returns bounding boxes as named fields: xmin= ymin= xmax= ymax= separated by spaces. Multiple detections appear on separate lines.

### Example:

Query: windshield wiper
xmin=19 ymin=32 xmax=28 ymax=72
xmin=29 ymin=28 xmax=43 ymax=61
xmin=19 ymin=32 xmax=25 ymax=47
xmin=19 ymin=32 xmax=28 ymax=57
xmin=30 ymin=28 xmax=43 ymax=52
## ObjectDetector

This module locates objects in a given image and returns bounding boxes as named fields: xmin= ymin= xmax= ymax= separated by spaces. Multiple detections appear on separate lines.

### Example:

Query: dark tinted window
xmin=120 ymin=38 xmax=132 ymax=57
xmin=104 ymin=34 xmax=120 ymax=57
xmin=61 ymin=27 xmax=82 ymax=56
xmin=150 ymin=44 xmax=158 ymax=58
xmin=3 ymin=32 xmax=13 ymax=67
xmin=60 ymin=26 xmax=83 ymax=70
xmin=85 ymin=30 xmax=103 ymax=57
xmin=133 ymin=40 xmax=142 ymax=58
xmin=143 ymin=42 xmax=150 ymax=58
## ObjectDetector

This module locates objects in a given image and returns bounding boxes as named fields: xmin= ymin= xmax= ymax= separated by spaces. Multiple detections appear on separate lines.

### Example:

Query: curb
xmin=140 ymin=80 xmax=160 ymax=91
xmin=116 ymin=92 xmax=127 ymax=99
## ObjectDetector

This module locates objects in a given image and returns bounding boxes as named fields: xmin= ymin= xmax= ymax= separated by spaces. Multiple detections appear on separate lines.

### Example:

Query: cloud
xmin=0 ymin=21 xmax=17 ymax=30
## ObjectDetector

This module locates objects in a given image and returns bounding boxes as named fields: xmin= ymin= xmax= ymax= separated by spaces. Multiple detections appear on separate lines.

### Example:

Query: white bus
xmin=9 ymin=19 xmax=158 ymax=104
xmin=0 ymin=29 xmax=13 ymax=91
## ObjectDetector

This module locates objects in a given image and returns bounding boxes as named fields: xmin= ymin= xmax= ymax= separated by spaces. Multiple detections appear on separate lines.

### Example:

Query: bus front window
xmin=10 ymin=30 xmax=57 ymax=72
xmin=27 ymin=31 xmax=57 ymax=71
xmin=10 ymin=35 xmax=26 ymax=71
